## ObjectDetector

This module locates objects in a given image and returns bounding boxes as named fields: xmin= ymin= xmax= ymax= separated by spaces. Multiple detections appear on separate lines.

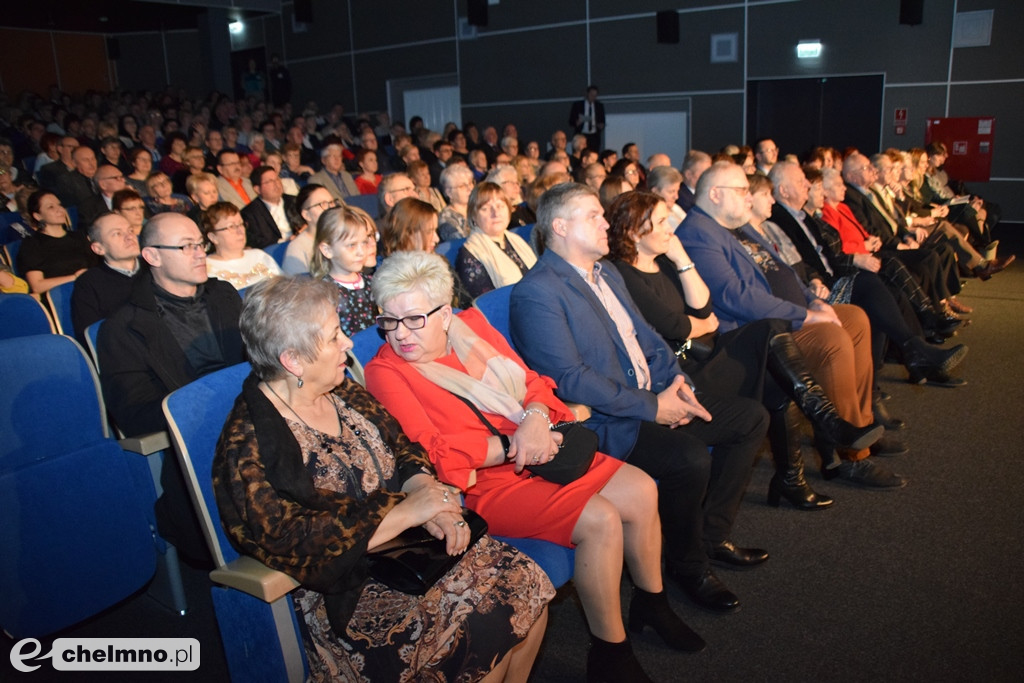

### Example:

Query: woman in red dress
xmin=365 ymin=250 xmax=705 ymax=682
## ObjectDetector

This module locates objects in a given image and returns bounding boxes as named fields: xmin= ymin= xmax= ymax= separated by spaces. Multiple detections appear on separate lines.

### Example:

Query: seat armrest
xmin=209 ymin=556 xmax=301 ymax=603
xmin=118 ymin=431 xmax=172 ymax=456
xmin=566 ymin=403 xmax=591 ymax=422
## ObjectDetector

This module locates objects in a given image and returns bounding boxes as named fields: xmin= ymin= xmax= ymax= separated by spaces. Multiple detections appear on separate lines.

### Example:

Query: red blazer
xmin=821 ymin=202 xmax=870 ymax=255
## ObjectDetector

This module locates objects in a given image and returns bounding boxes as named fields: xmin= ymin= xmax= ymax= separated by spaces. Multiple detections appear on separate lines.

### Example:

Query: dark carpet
xmin=4 ymin=227 xmax=1023 ymax=683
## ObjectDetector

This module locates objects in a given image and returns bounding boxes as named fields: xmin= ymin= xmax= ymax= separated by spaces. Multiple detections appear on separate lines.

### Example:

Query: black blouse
xmin=611 ymin=255 xmax=713 ymax=345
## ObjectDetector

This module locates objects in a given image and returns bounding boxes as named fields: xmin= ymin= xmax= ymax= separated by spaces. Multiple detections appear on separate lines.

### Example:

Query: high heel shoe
xmin=586 ymin=635 xmax=655 ymax=683
xmin=628 ymin=587 xmax=706 ymax=652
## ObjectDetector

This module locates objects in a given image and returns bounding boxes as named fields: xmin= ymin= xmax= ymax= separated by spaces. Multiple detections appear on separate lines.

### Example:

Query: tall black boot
xmin=901 ymin=336 xmax=969 ymax=385
xmin=767 ymin=403 xmax=834 ymax=510
xmin=767 ymin=333 xmax=883 ymax=450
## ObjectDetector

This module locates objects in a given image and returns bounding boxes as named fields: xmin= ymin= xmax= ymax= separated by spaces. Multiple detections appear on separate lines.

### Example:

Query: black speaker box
xmin=295 ymin=0 xmax=314 ymax=24
xmin=900 ymin=0 xmax=923 ymax=25
xmin=657 ymin=10 xmax=679 ymax=44
xmin=106 ymin=37 xmax=120 ymax=60
xmin=468 ymin=0 xmax=488 ymax=27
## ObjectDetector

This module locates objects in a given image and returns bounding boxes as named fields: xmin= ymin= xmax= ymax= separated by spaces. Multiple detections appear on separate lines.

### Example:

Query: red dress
xmin=365 ymin=308 xmax=622 ymax=546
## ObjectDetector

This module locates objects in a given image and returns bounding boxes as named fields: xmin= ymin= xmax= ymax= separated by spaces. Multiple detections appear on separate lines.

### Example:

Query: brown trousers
xmin=792 ymin=304 xmax=874 ymax=462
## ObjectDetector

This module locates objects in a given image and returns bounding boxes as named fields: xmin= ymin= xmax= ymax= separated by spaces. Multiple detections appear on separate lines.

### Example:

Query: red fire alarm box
xmin=925 ymin=117 xmax=995 ymax=182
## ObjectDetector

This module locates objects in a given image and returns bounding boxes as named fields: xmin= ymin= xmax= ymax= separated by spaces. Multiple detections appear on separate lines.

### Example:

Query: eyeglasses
xmin=99 ymin=174 xmax=124 ymax=182
xmin=149 ymin=241 xmax=207 ymax=254
xmin=714 ymin=186 xmax=752 ymax=196
xmin=211 ymin=222 xmax=245 ymax=233
xmin=305 ymin=198 xmax=339 ymax=212
xmin=624 ymin=168 xmax=639 ymax=176
xmin=119 ymin=204 xmax=145 ymax=212
xmin=376 ymin=304 xmax=444 ymax=332
xmin=387 ymin=184 xmax=416 ymax=194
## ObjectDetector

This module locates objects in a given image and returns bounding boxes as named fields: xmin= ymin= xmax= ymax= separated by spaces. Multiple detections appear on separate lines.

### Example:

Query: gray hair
xmin=821 ymin=167 xmax=841 ymax=185
xmin=646 ymin=165 xmax=683 ymax=191
xmin=440 ymin=163 xmax=473 ymax=194
xmin=372 ymin=251 xmax=453 ymax=310
xmin=240 ymin=276 xmax=339 ymax=381
xmin=485 ymin=165 xmax=517 ymax=185
xmin=535 ymin=182 xmax=598 ymax=243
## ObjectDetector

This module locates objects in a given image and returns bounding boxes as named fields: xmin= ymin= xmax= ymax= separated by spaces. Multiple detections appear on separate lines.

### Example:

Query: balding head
xmin=694 ymin=161 xmax=753 ymax=229
xmin=647 ymin=153 xmax=671 ymax=171
xmin=767 ymin=160 xmax=809 ymax=210
xmin=842 ymin=153 xmax=875 ymax=188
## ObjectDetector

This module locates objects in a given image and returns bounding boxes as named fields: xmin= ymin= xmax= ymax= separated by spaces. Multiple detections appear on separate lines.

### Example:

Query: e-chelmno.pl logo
xmin=10 ymin=638 xmax=200 ymax=672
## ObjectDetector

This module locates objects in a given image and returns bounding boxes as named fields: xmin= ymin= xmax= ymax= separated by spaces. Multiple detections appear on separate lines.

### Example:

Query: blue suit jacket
xmin=675 ymin=206 xmax=814 ymax=333
xmin=510 ymin=249 xmax=686 ymax=459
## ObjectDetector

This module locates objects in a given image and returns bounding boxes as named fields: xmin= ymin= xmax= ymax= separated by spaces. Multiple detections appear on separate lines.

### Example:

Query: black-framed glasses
xmin=376 ymin=304 xmax=444 ymax=332
xmin=211 ymin=222 xmax=245 ymax=233
xmin=305 ymin=198 xmax=339 ymax=213
xmin=149 ymin=241 xmax=206 ymax=254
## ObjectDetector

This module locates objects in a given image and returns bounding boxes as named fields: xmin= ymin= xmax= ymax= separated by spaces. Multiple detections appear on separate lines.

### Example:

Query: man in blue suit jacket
xmin=511 ymin=183 xmax=769 ymax=613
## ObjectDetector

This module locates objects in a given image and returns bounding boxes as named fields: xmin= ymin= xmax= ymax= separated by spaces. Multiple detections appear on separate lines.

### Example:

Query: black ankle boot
xmin=628 ymin=587 xmax=706 ymax=652
xmin=586 ymin=635 xmax=654 ymax=683
xmin=901 ymin=337 xmax=969 ymax=385
xmin=767 ymin=334 xmax=883 ymax=450
xmin=767 ymin=404 xmax=834 ymax=510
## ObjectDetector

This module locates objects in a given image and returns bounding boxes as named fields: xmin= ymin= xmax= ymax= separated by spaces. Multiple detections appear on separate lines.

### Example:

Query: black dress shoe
xmin=670 ymin=568 xmax=741 ymax=613
xmin=923 ymin=370 xmax=968 ymax=387
xmin=835 ymin=458 xmax=907 ymax=489
xmin=870 ymin=435 xmax=909 ymax=457
xmin=709 ymin=541 xmax=769 ymax=568
xmin=872 ymin=400 xmax=906 ymax=431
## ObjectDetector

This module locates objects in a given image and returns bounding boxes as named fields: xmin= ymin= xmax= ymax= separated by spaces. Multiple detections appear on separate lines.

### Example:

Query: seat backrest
xmin=44 ymin=280 xmax=76 ymax=336
xmin=435 ymin=237 xmax=466 ymax=267
xmin=0 ymin=293 xmax=55 ymax=339
xmin=510 ymin=223 xmax=534 ymax=242
xmin=84 ymin=319 xmax=103 ymax=370
xmin=345 ymin=193 xmax=380 ymax=218
xmin=348 ymin=324 xmax=385 ymax=383
xmin=0 ymin=334 xmax=156 ymax=637
xmin=3 ymin=239 xmax=23 ymax=276
xmin=263 ymin=241 xmax=290 ymax=267
xmin=473 ymin=285 xmax=515 ymax=351
xmin=163 ymin=362 xmax=253 ymax=568
xmin=0 ymin=213 xmax=31 ymax=245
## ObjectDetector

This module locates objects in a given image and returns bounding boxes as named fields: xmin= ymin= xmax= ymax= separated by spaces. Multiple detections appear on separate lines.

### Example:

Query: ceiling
xmin=1 ymin=0 xmax=274 ymax=34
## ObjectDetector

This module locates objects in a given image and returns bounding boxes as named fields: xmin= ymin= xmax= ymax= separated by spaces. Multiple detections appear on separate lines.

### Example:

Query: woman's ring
xmin=442 ymin=491 xmax=450 ymax=502
xmin=455 ymin=520 xmax=467 ymax=527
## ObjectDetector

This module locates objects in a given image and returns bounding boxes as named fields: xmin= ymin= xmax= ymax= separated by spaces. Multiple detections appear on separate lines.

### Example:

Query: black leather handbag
xmin=367 ymin=507 xmax=488 ymax=595
xmin=452 ymin=393 xmax=597 ymax=485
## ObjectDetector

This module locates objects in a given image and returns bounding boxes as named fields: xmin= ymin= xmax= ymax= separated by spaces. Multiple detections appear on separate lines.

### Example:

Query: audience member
xmin=241 ymin=165 xmax=298 ymax=248
xmin=71 ymin=211 xmax=141 ymax=341
xmin=17 ymin=189 xmax=98 ymax=293
xmin=511 ymin=182 xmax=770 ymax=613
xmin=455 ymin=182 xmax=537 ymax=298
xmin=201 ymin=201 xmax=281 ymax=289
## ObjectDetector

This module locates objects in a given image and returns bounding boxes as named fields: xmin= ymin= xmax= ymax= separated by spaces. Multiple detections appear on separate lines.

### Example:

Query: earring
xmin=297 ymin=377 xmax=304 ymax=388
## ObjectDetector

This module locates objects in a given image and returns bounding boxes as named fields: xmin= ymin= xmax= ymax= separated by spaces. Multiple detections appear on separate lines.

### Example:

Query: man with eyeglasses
xmin=215 ymin=149 xmax=255 ymax=209
xmin=677 ymin=161 xmax=906 ymax=490
xmin=97 ymin=211 xmax=243 ymax=565
xmin=241 ymin=165 xmax=299 ymax=248
xmin=754 ymin=138 xmax=779 ymax=176
xmin=79 ymin=163 xmax=127 ymax=228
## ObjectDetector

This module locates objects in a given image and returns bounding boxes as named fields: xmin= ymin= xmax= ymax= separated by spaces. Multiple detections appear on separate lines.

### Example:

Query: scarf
xmin=412 ymin=315 xmax=527 ymax=423
xmin=463 ymin=229 xmax=537 ymax=290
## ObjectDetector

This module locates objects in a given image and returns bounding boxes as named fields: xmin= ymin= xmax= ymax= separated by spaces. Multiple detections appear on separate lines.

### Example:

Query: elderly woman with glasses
xmin=454 ymin=182 xmax=537 ymax=299
xmin=365 ymin=251 xmax=706 ymax=683
xmin=438 ymin=163 xmax=475 ymax=241
xmin=200 ymin=201 xmax=281 ymax=289
xmin=214 ymin=275 xmax=553 ymax=683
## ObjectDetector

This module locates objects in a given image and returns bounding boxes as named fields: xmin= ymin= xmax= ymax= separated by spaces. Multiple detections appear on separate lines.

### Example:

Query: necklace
xmin=263 ymin=381 xmax=341 ymax=435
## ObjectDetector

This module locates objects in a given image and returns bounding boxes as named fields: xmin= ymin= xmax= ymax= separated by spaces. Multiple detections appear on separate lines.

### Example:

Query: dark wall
xmin=14 ymin=0 xmax=1018 ymax=218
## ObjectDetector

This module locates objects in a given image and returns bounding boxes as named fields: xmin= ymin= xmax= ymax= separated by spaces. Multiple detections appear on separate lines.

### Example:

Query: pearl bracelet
xmin=521 ymin=408 xmax=554 ymax=430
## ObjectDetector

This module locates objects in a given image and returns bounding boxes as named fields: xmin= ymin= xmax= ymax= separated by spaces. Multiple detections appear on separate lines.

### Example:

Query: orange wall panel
xmin=53 ymin=32 xmax=110 ymax=95
xmin=0 ymin=28 xmax=59 ymax=98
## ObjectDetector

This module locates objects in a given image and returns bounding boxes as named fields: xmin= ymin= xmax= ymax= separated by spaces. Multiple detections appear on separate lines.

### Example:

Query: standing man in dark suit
xmin=570 ymin=85 xmax=605 ymax=152
xmin=241 ymin=166 xmax=299 ymax=248
xmin=510 ymin=182 xmax=769 ymax=614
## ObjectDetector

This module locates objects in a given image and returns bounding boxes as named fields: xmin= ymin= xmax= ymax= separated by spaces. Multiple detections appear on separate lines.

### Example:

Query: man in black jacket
xmin=241 ymin=165 xmax=299 ymax=248
xmin=97 ymin=212 xmax=243 ymax=563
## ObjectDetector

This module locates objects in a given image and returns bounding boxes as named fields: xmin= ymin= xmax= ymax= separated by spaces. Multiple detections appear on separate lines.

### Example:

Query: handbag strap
xmin=449 ymin=392 xmax=503 ymax=437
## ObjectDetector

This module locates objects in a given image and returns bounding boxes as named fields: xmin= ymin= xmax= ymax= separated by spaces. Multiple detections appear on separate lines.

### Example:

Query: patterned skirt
xmin=295 ymin=535 xmax=555 ymax=682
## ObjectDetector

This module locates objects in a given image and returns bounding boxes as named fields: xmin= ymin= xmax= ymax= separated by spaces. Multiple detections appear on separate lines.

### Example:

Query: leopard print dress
xmin=285 ymin=394 xmax=554 ymax=682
